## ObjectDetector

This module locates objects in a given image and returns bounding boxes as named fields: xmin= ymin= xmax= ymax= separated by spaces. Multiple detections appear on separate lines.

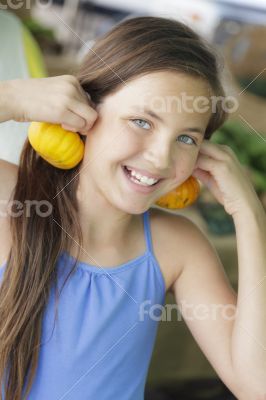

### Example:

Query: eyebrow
xmin=130 ymin=106 xmax=205 ymax=136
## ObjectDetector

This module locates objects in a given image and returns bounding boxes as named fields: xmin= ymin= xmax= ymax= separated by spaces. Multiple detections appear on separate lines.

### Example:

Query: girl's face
xmin=79 ymin=71 xmax=212 ymax=214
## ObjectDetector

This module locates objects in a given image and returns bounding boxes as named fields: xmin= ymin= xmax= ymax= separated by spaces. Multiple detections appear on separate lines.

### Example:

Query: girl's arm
xmin=0 ymin=76 xmax=98 ymax=133
xmin=171 ymin=204 xmax=265 ymax=399
xmin=0 ymin=80 xmax=14 ymax=123
xmin=170 ymin=140 xmax=265 ymax=399
xmin=230 ymin=201 xmax=266 ymax=396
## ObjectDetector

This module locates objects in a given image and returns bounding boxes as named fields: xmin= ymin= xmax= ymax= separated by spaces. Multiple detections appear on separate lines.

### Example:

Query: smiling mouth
xmin=122 ymin=165 xmax=163 ymax=186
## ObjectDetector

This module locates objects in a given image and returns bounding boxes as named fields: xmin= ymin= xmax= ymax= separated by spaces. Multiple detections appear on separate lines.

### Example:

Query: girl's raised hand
xmin=4 ymin=75 xmax=98 ymax=135
xmin=192 ymin=140 xmax=260 ymax=217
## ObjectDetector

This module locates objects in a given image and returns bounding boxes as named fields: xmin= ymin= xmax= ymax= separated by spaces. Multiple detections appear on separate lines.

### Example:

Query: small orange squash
xmin=28 ymin=122 xmax=84 ymax=169
xmin=154 ymin=176 xmax=200 ymax=209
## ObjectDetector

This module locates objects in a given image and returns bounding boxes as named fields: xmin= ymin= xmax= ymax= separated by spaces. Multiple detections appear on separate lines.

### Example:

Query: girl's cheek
xmin=119 ymin=125 xmax=143 ymax=147
xmin=173 ymin=169 xmax=185 ymax=182
xmin=172 ymin=155 xmax=195 ymax=181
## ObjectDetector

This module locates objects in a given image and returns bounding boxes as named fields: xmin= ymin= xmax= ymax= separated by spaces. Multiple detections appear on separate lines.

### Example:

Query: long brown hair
xmin=0 ymin=16 xmax=229 ymax=399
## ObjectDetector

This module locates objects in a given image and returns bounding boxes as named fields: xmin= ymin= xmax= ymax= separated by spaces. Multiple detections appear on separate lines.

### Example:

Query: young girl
xmin=0 ymin=16 xmax=265 ymax=400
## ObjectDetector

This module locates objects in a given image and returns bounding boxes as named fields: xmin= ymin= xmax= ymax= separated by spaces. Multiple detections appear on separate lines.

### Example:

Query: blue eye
xmin=131 ymin=119 xmax=151 ymax=129
xmin=178 ymin=135 xmax=197 ymax=146
xmin=131 ymin=119 xmax=197 ymax=146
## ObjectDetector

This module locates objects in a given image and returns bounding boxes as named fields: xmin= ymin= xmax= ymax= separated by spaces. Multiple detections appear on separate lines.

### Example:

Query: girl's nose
xmin=144 ymin=140 xmax=173 ymax=172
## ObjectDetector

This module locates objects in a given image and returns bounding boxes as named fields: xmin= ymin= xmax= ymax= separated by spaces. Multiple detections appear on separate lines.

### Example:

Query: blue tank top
xmin=0 ymin=210 xmax=166 ymax=399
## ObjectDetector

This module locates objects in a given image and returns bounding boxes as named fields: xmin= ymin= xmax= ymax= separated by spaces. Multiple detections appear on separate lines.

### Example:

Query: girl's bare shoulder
xmin=149 ymin=207 xmax=200 ymax=293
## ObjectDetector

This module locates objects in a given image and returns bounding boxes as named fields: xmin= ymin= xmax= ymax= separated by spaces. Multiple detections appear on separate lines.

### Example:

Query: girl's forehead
xmin=102 ymin=72 xmax=213 ymax=122
xmin=109 ymin=71 xmax=211 ymax=102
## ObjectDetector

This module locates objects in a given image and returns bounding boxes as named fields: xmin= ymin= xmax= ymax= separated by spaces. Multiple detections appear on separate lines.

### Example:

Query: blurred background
xmin=0 ymin=1 xmax=265 ymax=399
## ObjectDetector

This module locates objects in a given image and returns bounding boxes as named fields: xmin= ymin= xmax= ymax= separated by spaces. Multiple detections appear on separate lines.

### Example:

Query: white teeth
xmin=130 ymin=176 xmax=153 ymax=186
xmin=126 ymin=167 xmax=159 ymax=185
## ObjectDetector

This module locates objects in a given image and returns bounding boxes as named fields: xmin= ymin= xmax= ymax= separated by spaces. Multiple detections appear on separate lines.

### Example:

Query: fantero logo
xmin=0 ymin=0 xmax=52 ymax=10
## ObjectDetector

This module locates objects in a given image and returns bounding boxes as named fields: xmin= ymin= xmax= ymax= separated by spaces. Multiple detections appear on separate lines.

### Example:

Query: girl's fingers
xmin=192 ymin=168 xmax=213 ymax=187
xmin=192 ymin=168 xmax=224 ymax=204
xmin=195 ymin=154 xmax=221 ymax=172
xmin=70 ymin=100 xmax=98 ymax=130
xmin=61 ymin=123 xmax=80 ymax=132
xmin=72 ymin=79 xmax=90 ymax=103
xmin=74 ymin=85 xmax=96 ymax=112
xmin=199 ymin=141 xmax=233 ymax=161
xmin=60 ymin=110 xmax=86 ymax=130
xmin=60 ymin=103 xmax=98 ymax=134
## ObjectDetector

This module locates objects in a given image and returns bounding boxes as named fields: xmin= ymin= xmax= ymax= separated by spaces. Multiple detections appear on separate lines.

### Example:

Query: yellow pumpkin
xmin=154 ymin=175 xmax=200 ymax=209
xmin=28 ymin=122 xmax=85 ymax=169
